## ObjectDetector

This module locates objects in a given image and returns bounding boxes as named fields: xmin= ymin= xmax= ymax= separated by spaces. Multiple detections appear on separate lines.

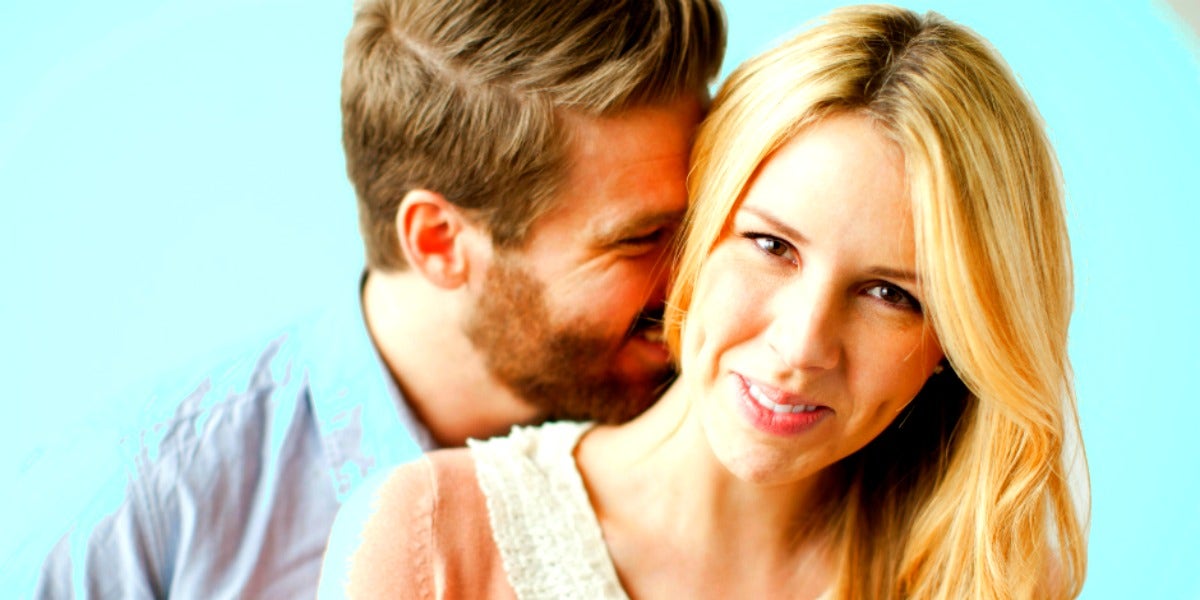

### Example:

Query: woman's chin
xmin=700 ymin=410 xmax=826 ymax=487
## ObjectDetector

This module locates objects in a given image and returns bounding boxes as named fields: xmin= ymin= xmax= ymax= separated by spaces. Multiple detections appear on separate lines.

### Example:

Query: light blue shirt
xmin=35 ymin=274 xmax=434 ymax=598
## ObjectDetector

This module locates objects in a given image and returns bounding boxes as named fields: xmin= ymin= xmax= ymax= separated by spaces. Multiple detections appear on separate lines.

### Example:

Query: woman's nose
xmin=765 ymin=280 xmax=841 ymax=372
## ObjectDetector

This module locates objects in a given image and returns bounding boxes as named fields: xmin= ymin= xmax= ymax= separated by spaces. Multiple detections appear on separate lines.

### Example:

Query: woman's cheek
xmin=682 ymin=247 xmax=765 ymax=375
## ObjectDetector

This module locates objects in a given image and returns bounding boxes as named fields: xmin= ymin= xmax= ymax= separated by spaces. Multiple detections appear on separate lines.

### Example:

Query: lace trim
xmin=469 ymin=422 xmax=628 ymax=600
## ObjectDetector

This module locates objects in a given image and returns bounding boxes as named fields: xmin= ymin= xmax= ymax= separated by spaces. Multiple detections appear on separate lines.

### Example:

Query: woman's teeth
xmin=748 ymin=383 xmax=820 ymax=414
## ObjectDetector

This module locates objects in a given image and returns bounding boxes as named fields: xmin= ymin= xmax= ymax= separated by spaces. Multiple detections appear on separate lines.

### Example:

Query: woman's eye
xmin=749 ymin=234 xmax=793 ymax=259
xmin=866 ymin=283 xmax=922 ymax=312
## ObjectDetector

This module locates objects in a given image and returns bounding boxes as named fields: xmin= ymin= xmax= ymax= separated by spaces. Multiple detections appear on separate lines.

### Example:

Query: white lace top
xmin=467 ymin=421 xmax=629 ymax=600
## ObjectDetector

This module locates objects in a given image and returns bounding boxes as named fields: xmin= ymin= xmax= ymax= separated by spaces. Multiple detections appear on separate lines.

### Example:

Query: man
xmin=36 ymin=0 xmax=725 ymax=596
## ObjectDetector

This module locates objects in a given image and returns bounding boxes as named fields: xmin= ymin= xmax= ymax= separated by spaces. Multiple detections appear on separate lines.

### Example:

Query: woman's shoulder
xmin=318 ymin=457 xmax=441 ymax=597
xmin=364 ymin=448 xmax=495 ymax=552
xmin=468 ymin=421 xmax=627 ymax=598
xmin=320 ymin=449 xmax=511 ymax=598
xmin=468 ymin=420 xmax=594 ymax=467
xmin=344 ymin=418 xmax=594 ymax=552
xmin=343 ymin=449 xmax=475 ymax=523
xmin=466 ymin=420 xmax=595 ymax=518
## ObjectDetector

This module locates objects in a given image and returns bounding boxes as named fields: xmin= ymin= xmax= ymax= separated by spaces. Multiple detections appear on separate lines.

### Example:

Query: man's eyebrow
xmin=592 ymin=209 xmax=686 ymax=245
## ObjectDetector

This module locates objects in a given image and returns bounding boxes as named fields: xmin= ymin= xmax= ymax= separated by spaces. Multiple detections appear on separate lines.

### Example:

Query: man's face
xmin=464 ymin=96 xmax=703 ymax=423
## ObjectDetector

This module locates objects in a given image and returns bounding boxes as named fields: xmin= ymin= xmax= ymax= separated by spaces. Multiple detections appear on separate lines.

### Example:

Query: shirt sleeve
xmin=34 ymin=451 xmax=172 ymax=600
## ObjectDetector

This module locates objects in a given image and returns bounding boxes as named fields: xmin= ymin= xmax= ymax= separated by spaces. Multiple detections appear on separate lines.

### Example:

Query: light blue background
xmin=2 ymin=1 xmax=1197 ymax=596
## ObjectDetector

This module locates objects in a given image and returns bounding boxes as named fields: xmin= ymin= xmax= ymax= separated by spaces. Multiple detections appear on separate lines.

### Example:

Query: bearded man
xmin=36 ymin=0 xmax=725 ymax=596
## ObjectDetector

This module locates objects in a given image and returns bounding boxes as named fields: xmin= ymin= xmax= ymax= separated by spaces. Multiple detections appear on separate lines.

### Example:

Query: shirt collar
xmin=304 ymin=269 xmax=437 ymax=500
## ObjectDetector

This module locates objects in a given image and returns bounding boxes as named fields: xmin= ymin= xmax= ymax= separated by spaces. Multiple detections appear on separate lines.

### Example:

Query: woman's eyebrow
xmin=740 ymin=204 xmax=809 ymax=246
xmin=866 ymin=266 xmax=918 ymax=284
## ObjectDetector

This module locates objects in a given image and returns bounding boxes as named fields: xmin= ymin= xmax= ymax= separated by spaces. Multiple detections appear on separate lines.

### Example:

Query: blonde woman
xmin=321 ymin=5 xmax=1088 ymax=598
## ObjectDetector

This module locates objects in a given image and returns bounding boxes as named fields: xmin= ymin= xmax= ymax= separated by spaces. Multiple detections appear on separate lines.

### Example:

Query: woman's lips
xmin=732 ymin=373 xmax=830 ymax=436
xmin=746 ymin=382 xmax=822 ymax=414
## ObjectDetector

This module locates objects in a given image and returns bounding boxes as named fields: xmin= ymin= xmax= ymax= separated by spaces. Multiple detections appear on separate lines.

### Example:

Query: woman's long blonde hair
xmin=664 ymin=5 xmax=1088 ymax=598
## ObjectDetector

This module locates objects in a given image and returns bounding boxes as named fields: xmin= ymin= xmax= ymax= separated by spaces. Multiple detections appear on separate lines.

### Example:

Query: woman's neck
xmin=575 ymin=381 xmax=835 ymax=598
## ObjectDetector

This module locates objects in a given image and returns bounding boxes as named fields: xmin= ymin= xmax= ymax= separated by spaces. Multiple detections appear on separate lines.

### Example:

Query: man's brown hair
xmin=342 ymin=0 xmax=726 ymax=270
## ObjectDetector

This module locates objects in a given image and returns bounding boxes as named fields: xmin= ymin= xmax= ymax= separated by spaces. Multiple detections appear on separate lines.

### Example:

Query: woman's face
xmin=682 ymin=113 xmax=944 ymax=486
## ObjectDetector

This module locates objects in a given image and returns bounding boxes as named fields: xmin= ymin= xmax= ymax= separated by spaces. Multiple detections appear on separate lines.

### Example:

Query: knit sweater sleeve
xmin=326 ymin=450 xmax=513 ymax=599
xmin=333 ymin=457 xmax=439 ymax=599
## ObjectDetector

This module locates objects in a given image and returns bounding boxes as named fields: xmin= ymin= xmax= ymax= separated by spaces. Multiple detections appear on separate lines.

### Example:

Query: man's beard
xmin=462 ymin=257 xmax=672 ymax=424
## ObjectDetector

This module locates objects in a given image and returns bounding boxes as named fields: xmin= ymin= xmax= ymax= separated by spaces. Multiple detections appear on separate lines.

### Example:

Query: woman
xmin=322 ymin=5 xmax=1088 ymax=598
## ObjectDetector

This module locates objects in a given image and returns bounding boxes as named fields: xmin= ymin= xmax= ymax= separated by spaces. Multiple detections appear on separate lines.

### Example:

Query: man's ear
xmin=395 ymin=189 xmax=481 ymax=289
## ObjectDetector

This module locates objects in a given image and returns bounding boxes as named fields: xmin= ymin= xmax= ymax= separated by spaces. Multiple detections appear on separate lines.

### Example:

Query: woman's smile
xmin=731 ymin=373 xmax=832 ymax=436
